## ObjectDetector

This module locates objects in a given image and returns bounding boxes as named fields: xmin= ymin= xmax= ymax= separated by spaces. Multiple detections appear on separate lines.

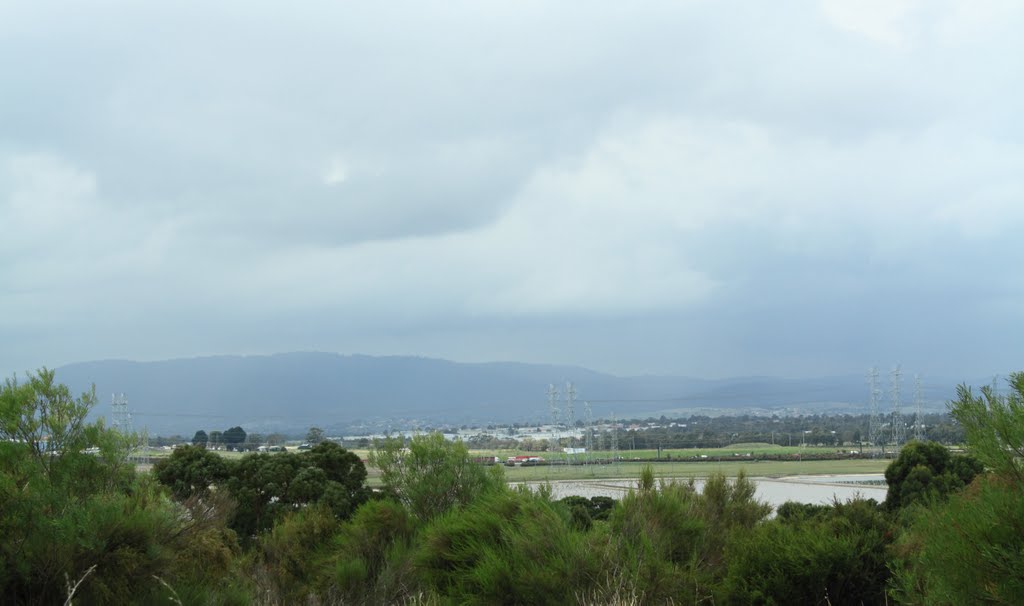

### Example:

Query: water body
xmin=521 ymin=474 xmax=887 ymax=508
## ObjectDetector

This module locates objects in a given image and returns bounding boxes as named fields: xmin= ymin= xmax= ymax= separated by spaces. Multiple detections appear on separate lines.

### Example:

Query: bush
xmin=883 ymin=440 xmax=981 ymax=511
xmin=370 ymin=432 xmax=506 ymax=522
xmin=891 ymin=475 xmax=1024 ymax=604
xmin=414 ymin=490 xmax=598 ymax=605
xmin=328 ymin=499 xmax=419 ymax=604
xmin=153 ymin=444 xmax=230 ymax=500
xmin=603 ymin=470 xmax=771 ymax=604
xmin=721 ymin=498 xmax=892 ymax=606
xmin=258 ymin=504 xmax=341 ymax=603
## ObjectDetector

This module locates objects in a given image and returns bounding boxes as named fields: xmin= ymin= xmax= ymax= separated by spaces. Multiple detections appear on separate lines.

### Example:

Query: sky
xmin=2 ymin=0 xmax=1023 ymax=380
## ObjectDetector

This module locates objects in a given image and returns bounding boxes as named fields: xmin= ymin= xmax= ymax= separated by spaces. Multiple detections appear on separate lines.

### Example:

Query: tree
xmin=414 ymin=490 xmax=598 ymax=604
xmin=306 ymin=426 xmax=326 ymax=445
xmin=225 ymin=444 xmax=369 ymax=538
xmin=606 ymin=471 xmax=770 ymax=603
xmin=0 ymin=370 xmax=191 ymax=603
xmin=891 ymin=373 xmax=1024 ymax=603
xmin=153 ymin=444 xmax=231 ymax=500
xmin=329 ymin=499 xmax=418 ymax=604
xmin=884 ymin=440 xmax=982 ymax=510
xmin=369 ymin=432 xmax=505 ymax=522
xmin=722 ymin=498 xmax=892 ymax=605
xmin=0 ymin=368 xmax=105 ymax=479
xmin=192 ymin=429 xmax=209 ymax=446
xmin=223 ymin=426 xmax=247 ymax=450
xmin=245 ymin=432 xmax=265 ymax=450
xmin=208 ymin=430 xmax=224 ymax=449
xmin=950 ymin=372 xmax=1024 ymax=484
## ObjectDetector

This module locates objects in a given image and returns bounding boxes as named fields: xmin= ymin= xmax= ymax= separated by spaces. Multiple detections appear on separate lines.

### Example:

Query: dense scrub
xmin=3 ymin=369 xmax=1023 ymax=604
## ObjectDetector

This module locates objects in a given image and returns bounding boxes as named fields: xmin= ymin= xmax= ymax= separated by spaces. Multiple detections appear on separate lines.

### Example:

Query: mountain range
xmin=50 ymin=352 xmax=982 ymax=436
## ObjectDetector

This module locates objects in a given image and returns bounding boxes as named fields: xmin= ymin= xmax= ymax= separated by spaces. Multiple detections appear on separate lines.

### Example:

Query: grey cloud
xmin=2 ymin=1 xmax=1023 ymax=380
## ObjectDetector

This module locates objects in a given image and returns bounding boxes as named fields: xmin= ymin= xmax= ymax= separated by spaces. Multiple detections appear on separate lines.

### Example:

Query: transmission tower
xmin=111 ymin=393 xmax=146 ymax=464
xmin=564 ymin=382 xmax=577 ymax=464
xmin=111 ymin=393 xmax=132 ymax=435
xmin=135 ymin=428 xmax=149 ymax=465
xmin=913 ymin=374 xmax=924 ymax=441
xmin=867 ymin=368 xmax=884 ymax=456
xmin=584 ymin=401 xmax=594 ymax=464
xmin=547 ymin=384 xmax=561 ymax=458
xmin=890 ymin=365 xmax=905 ymax=450
xmin=610 ymin=411 xmax=619 ymax=466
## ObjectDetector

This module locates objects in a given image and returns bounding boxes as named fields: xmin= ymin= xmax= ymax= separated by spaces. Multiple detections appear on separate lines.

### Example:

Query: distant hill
xmin=52 ymin=353 xmax=970 ymax=436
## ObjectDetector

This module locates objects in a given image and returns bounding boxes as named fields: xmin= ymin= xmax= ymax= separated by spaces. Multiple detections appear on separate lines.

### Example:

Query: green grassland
xmin=498 ymin=458 xmax=889 ymax=482
xmin=143 ymin=443 xmax=889 ymax=483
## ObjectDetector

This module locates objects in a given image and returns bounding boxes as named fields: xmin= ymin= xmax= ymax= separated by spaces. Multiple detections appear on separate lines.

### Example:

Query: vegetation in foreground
xmin=2 ymin=369 xmax=1023 ymax=604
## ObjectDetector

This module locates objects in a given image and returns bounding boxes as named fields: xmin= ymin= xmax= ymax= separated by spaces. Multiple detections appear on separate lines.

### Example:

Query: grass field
xmin=143 ymin=443 xmax=890 ymax=484
xmin=498 ymin=458 xmax=889 ymax=483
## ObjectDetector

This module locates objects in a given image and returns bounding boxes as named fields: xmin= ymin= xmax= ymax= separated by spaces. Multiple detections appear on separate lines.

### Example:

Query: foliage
xmin=153 ymin=443 xmax=230 ymax=499
xmin=306 ymin=426 xmax=326 ymax=444
xmin=208 ymin=430 xmax=223 ymax=447
xmin=9 ymin=366 xmax=1024 ymax=604
xmin=370 ymin=432 xmax=506 ymax=522
xmin=698 ymin=471 xmax=773 ymax=568
xmin=192 ymin=429 xmax=208 ymax=446
xmin=605 ymin=470 xmax=771 ymax=604
xmin=891 ymin=476 xmax=1024 ymax=604
xmin=0 ymin=369 xmax=236 ymax=605
xmin=413 ymin=489 xmax=598 ymax=605
xmin=328 ymin=498 xmax=419 ymax=604
xmin=603 ymin=412 xmax=965 ymax=450
xmin=160 ymin=492 xmax=249 ymax=605
xmin=225 ymin=442 xmax=368 ymax=537
xmin=950 ymin=372 xmax=1024 ymax=484
xmin=0 ymin=369 xmax=131 ymax=483
xmin=891 ymin=374 xmax=1024 ymax=604
xmin=222 ymin=426 xmax=247 ymax=450
xmin=721 ymin=498 xmax=892 ymax=605
xmin=559 ymin=495 xmax=616 ymax=531
xmin=258 ymin=504 xmax=341 ymax=603
xmin=775 ymin=501 xmax=831 ymax=522
xmin=883 ymin=440 xmax=982 ymax=510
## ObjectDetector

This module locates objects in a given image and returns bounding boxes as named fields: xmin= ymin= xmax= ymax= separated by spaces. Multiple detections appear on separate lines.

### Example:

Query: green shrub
xmin=414 ymin=490 xmax=598 ymax=605
xmin=328 ymin=498 xmax=419 ymax=604
xmin=883 ymin=440 xmax=982 ymax=511
xmin=890 ymin=476 xmax=1024 ymax=604
xmin=720 ymin=498 xmax=891 ymax=606
xmin=258 ymin=504 xmax=340 ymax=603
xmin=370 ymin=432 xmax=506 ymax=523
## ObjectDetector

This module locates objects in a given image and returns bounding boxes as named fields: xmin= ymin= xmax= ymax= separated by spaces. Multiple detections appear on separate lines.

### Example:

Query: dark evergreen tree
xmin=222 ymin=426 xmax=247 ymax=450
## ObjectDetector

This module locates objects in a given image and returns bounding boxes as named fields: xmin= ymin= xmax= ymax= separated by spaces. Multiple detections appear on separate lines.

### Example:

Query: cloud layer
xmin=2 ymin=1 xmax=1023 ymax=379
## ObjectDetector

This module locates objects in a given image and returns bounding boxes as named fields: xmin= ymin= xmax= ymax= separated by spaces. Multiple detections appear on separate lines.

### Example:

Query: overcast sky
xmin=2 ymin=0 xmax=1022 ymax=380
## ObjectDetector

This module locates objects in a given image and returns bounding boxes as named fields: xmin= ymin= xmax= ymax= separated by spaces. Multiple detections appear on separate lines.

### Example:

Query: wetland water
xmin=521 ymin=474 xmax=887 ymax=508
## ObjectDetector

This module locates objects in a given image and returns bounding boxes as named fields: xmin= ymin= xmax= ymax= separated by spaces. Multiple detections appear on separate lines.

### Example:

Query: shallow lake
xmin=519 ymin=474 xmax=887 ymax=508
